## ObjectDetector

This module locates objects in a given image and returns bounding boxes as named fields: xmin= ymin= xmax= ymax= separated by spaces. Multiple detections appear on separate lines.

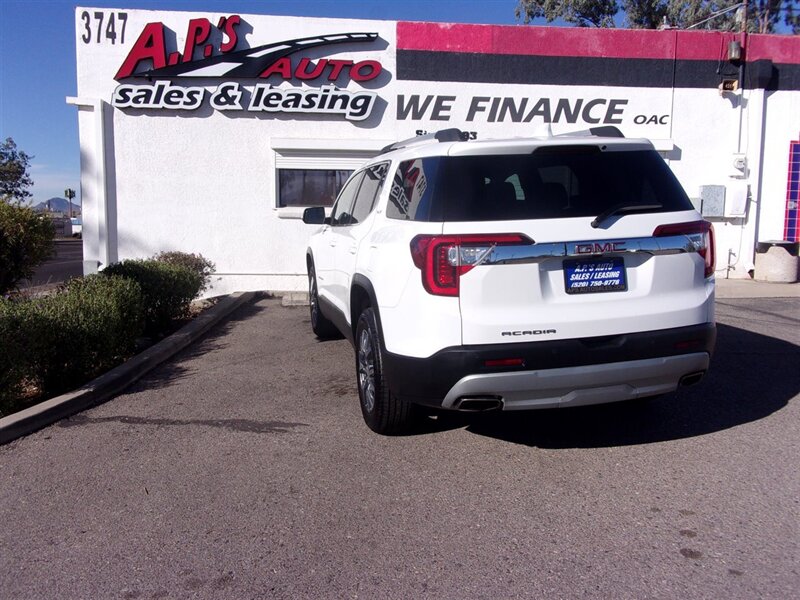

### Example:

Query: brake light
xmin=653 ymin=220 xmax=715 ymax=278
xmin=410 ymin=234 xmax=532 ymax=296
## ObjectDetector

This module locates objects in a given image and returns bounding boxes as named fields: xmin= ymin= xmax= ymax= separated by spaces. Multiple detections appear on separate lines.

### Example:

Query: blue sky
xmin=0 ymin=0 xmax=532 ymax=205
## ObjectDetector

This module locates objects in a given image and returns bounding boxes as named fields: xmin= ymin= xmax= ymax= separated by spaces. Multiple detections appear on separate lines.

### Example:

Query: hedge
xmin=103 ymin=259 xmax=203 ymax=335
xmin=0 ymin=298 xmax=28 ymax=409
xmin=0 ymin=274 xmax=144 ymax=414
xmin=154 ymin=251 xmax=215 ymax=294
xmin=0 ymin=254 xmax=212 ymax=417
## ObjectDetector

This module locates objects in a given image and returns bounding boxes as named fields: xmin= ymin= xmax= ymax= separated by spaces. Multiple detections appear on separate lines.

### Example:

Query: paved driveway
xmin=21 ymin=239 xmax=83 ymax=290
xmin=1 ymin=296 xmax=798 ymax=599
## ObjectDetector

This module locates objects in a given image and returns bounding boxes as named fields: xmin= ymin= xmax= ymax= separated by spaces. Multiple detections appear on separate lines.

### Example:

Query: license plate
xmin=564 ymin=257 xmax=627 ymax=294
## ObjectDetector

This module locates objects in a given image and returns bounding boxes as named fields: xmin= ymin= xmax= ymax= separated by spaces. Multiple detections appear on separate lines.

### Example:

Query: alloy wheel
xmin=309 ymin=270 xmax=319 ymax=327
xmin=358 ymin=328 xmax=376 ymax=413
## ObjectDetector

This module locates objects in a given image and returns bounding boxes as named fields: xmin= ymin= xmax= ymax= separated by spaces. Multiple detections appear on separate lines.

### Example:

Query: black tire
xmin=308 ymin=262 xmax=339 ymax=340
xmin=355 ymin=307 xmax=416 ymax=435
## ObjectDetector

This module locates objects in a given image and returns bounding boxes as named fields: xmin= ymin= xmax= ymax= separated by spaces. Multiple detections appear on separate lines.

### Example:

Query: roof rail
xmin=379 ymin=128 xmax=465 ymax=154
xmin=558 ymin=126 xmax=625 ymax=139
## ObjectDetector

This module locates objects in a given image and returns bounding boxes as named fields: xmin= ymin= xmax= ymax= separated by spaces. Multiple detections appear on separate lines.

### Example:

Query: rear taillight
xmin=410 ymin=234 xmax=532 ymax=296
xmin=653 ymin=220 xmax=716 ymax=278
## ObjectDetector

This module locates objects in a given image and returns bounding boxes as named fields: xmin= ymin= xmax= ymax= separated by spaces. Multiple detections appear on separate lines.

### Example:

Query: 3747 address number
xmin=80 ymin=11 xmax=128 ymax=45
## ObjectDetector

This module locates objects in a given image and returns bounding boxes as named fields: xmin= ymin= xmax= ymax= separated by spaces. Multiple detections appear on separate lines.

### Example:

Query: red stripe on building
xmin=397 ymin=21 xmax=800 ymax=65
xmin=749 ymin=34 xmax=800 ymax=63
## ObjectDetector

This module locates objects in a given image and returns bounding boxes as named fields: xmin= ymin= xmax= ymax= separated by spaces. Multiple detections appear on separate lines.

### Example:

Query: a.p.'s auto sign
xmin=109 ymin=14 xmax=676 ymax=131
xmin=112 ymin=15 xmax=383 ymax=121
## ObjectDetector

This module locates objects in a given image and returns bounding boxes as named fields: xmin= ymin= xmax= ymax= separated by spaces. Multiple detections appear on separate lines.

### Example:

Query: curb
xmin=280 ymin=291 xmax=310 ymax=307
xmin=715 ymin=279 xmax=799 ymax=299
xmin=0 ymin=291 xmax=257 ymax=445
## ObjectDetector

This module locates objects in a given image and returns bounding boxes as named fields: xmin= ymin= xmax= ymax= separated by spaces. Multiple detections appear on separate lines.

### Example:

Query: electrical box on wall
xmin=725 ymin=181 xmax=749 ymax=217
xmin=732 ymin=153 xmax=747 ymax=176
xmin=698 ymin=183 xmax=749 ymax=218
xmin=700 ymin=185 xmax=726 ymax=217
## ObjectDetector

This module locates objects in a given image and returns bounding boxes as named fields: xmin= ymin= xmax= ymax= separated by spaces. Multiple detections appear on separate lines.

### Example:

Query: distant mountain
xmin=33 ymin=197 xmax=81 ymax=214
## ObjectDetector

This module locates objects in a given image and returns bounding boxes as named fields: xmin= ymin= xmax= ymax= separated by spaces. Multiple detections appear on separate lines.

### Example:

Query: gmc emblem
xmin=575 ymin=241 xmax=626 ymax=254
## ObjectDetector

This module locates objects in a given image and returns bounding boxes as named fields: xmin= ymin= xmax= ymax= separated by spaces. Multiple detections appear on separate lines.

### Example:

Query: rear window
xmin=386 ymin=148 xmax=693 ymax=222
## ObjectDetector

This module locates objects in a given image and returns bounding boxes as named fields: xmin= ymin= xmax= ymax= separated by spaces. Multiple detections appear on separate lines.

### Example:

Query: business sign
xmin=112 ymin=15 xmax=384 ymax=121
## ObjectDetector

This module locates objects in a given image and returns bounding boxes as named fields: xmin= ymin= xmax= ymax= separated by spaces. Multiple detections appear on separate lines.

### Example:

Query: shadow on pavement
xmin=58 ymin=413 xmax=307 ymax=434
xmin=125 ymin=299 xmax=269 ymax=393
xmin=428 ymin=322 xmax=799 ymax=448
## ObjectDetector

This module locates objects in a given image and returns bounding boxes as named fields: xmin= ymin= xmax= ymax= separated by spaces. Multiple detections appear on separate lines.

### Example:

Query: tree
xmin=665 ymin=1 xmax=786 ymax=33
xmin=787 ymin=2 xmax=800 ymax=33
xmin=515 ymin=0 xmax=619 ymax=27
xmin=0 ymin=139 xmax=53 ymax=294
xmin=0 ymin=138 xmax=34 ymax=203
xmin=623 ymin=1 xmax=670 ymax=29
xmin=0 ymin=201 xmax=55 ymax=295
xmin=515 ymin=0 xmax=799 ymax=33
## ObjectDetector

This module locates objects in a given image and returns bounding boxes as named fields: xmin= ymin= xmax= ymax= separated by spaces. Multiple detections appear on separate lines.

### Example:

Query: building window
xmin=277 ymin=169 xmax=353 ymax=208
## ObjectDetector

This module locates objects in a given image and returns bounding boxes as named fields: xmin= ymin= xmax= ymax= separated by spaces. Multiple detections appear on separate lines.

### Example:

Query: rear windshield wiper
xmin=591 ymin=203 xmax=663 ymax=228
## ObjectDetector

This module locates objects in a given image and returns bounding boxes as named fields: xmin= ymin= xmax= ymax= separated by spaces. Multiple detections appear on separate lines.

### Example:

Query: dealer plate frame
xmin=563 ymin=256 xmax=627 ymax=295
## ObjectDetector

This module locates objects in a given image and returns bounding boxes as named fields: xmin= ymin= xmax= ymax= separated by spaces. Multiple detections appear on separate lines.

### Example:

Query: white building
xmin=71 ymin=7 xmax=800 ymax=294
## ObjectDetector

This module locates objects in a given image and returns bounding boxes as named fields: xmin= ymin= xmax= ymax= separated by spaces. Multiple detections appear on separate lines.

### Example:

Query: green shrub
xmin=0 ymin=274 xmax=144 ymax=412
xmin=27 ymin=274 xmax=144 ymax=396
xmin=103 ymin=259 xmax=203 ymax=335
xmin=0 ymin=201 xmax=55 ymax=295
xmin=0 ymin=298 xmax=31 ymax=412
xmin=154 ymin=251 xmax=215 ymax=294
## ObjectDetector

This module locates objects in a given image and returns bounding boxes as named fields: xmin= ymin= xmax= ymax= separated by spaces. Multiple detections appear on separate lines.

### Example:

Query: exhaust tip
xmin=679 ymin=371 xmax=706 ymax=387
xmin=454 ymin=397 xmax=503 ymax=411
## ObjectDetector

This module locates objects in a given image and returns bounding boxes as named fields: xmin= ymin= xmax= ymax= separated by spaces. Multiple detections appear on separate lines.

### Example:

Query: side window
xmin=350 ymin=162 xmax=389 ymax=225
xmin=330 ymin=172 xmax=364 ymax=227
xmin=387 ymin=158 xmax=438 ymax=221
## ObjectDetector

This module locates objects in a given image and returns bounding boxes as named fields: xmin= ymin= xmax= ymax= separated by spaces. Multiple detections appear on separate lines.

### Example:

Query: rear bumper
xmin=442 ymin=353 xmax=709 ymax=410
xmin=382 ymin=323 xmax=716 ymax=408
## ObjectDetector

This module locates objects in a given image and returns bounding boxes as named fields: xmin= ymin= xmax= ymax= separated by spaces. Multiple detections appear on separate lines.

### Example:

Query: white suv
xmin=303 ymin=128 xmax=716 ymax=435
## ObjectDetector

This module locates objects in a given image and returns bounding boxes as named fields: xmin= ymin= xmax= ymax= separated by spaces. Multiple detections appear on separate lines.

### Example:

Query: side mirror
xmin=302 ymin=206 xmax=327 ymax=225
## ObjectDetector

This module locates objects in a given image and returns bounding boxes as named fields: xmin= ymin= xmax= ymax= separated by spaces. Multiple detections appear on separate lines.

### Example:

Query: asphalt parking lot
xmin=21 ymin=239 xmax=83 ymax=291
xmin=1 ymin=295 xmax=798 ymax=599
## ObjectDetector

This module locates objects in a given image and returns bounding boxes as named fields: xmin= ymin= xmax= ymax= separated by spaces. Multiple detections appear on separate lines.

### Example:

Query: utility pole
xmin=738 ymin=0 xmax=748 ymax=153
xmin=64 ymin=188 xmax=76 ymax=219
